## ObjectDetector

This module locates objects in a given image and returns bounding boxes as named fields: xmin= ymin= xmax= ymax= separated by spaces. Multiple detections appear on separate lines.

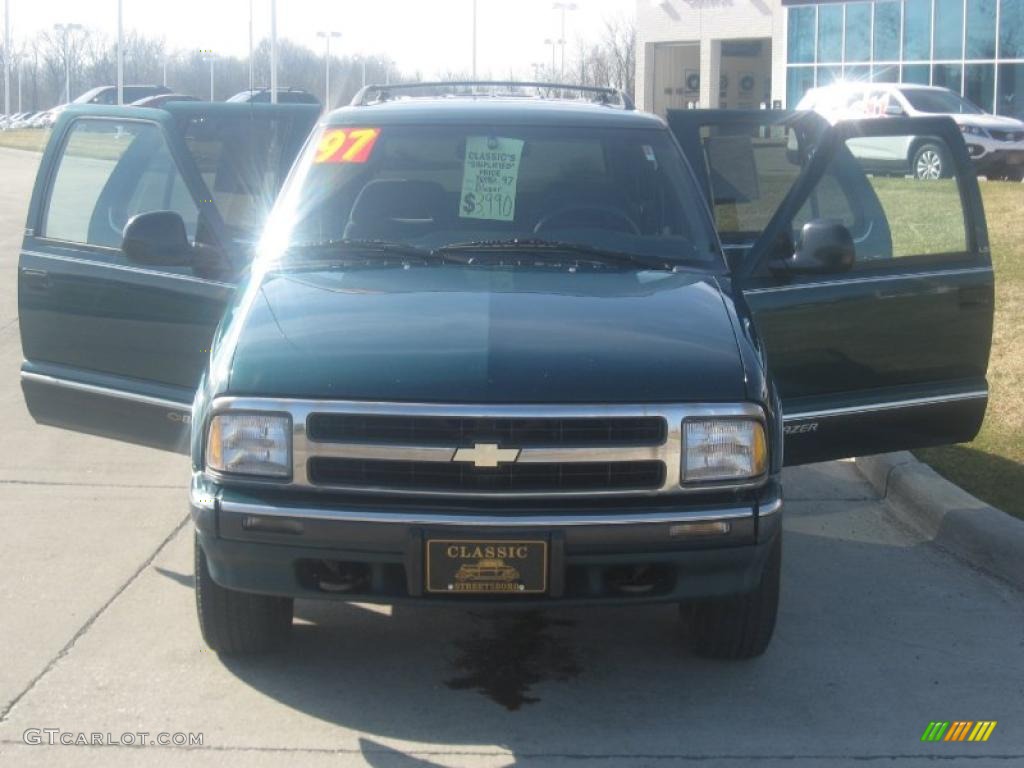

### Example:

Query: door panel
xmin=18 ymin=104 xmax=319 ymax=452
xmin=739 ymin=118 xmax=993 ymax=465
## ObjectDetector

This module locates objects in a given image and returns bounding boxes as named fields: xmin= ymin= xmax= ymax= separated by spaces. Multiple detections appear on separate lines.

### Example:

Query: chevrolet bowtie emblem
xmin=452 ymin=443 xmax=521 ymax=468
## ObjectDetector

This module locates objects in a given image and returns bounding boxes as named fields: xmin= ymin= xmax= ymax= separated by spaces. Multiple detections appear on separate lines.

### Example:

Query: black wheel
xmin=911 ymin=142 xmax=950 ymax=181
xmin=680 ymin=533 xmax=781 ymax=659
xmin=194 ymin=535 xmax=293 ymax=655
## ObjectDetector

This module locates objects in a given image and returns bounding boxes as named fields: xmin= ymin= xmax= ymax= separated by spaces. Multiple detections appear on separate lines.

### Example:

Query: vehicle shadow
xmin=214 ymin=518 xmax=1024 ymax=762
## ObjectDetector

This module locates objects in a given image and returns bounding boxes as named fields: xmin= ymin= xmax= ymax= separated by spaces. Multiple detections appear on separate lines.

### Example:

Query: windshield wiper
xmin=434 ymin=238 xmax=678 ymax=272
xmin=285 ymin=239 xmax=438 ymax=263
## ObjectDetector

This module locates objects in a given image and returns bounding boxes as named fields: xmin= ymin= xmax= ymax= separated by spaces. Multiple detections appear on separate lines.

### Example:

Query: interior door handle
xmin=21 ymin=268 xmax=50 ymax=290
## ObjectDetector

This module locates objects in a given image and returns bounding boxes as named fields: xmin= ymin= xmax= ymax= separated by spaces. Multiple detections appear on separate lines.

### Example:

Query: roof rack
xmin=350 ymin=81 xmax=635 ymax=110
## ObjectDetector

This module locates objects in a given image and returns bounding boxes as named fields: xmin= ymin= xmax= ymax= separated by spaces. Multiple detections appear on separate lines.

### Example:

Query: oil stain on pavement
xmin=445 ymin=610 xmax=581 ymax=710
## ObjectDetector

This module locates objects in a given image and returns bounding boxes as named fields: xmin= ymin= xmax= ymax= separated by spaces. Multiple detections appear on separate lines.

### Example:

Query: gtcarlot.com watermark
xmin=23 ymin=729 xmax=203 ymax=747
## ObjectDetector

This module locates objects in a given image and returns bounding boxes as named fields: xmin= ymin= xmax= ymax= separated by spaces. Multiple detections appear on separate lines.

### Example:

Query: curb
xmin=853 ymin=452 xmax=1024 ymax=592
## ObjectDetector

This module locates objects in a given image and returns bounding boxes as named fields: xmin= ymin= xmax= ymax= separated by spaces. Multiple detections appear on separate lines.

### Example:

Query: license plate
xmin=425 ymin=539 xmax=548 ymax=594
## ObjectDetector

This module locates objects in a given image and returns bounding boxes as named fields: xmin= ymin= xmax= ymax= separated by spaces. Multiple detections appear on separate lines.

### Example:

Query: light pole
xmin=248 ymin=0 xmax=254 ymax=92
xmin=552 ymin=2 xmax=577 ymax=80
xmin=203 ymin=53 xmax=217 ymax=101
xmin=471 ymin=0 xmax=477 ymax=78
xmin=116 ymin=0 xmax=123 ymax=104
xmin=4 ymin=0 xmax=10 ymax=116
xmin=270 ymin=0 xmax=278 ymax=103
xmin=53 ymin=23 xmax=83 ymax=104
xmin=316 ymin=31 xmax=341 ymax=109
xmin=16 ymin=54 xmax=22 ymax=112
xmin=544 ymin=38 xmax=561 ymax=78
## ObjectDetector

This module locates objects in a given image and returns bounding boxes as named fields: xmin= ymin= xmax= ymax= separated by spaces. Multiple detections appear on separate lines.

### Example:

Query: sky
xmin=9 ymin=0 xmax=637 ymax=78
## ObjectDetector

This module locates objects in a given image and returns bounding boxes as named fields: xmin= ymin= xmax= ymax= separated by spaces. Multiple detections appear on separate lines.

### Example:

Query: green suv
xmin=18 ymin=84 xmax=993 ymax=658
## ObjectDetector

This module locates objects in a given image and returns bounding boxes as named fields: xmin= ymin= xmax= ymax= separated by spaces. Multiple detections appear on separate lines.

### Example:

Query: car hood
xmin=223 ymin=265 xmax=748 ymax=403
xmin=950 ymin=113 xmax=1024 ymax=131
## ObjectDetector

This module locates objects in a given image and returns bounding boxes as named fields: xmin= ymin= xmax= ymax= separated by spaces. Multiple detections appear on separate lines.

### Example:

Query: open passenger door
xmin=670 ymin=110 xmax=993 ymax=465
xmin=18 ymin=102 xmax=319 ymax=453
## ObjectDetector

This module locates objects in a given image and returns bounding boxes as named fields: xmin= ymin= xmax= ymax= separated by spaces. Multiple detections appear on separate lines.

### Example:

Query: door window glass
xmin=178 ymin=113 xmax=308 ymax=244
xmin=793 ymin=135 xmax=967 ymax=266
xmin=44 ymin=119 xmax=199 ymax=249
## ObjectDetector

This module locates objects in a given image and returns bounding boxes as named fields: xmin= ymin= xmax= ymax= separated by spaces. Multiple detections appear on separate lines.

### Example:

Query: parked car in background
xmin=74 ymin=85 xmax=172 ymax=106
xmin=798 ymin=83 xmax=1024 ymax=180
xmin=130 ymin=93 xmax=199 ymax=108
xmin=227 ymin=87 xmax=321 ymax=105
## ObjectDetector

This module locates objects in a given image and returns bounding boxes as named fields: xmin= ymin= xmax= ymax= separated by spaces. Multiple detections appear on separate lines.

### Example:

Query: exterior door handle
xmin=21 ymin=268 xmax=50 ymax=290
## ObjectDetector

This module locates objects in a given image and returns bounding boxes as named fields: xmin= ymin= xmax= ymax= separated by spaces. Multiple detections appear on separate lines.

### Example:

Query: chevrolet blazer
xmin=18 ymin=84 xmax=993 ymax=658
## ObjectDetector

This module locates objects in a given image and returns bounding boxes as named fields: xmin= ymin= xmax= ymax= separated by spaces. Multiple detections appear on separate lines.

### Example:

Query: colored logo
xmin=921 ymin=721 xmax=997 ymax=742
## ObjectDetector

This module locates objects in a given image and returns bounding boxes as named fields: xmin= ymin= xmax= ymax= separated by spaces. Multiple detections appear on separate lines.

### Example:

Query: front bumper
xmin=191 ymin=475 xmax=782 ymax=606
xmin=965 ymin=143 xmax=1024 ymax=175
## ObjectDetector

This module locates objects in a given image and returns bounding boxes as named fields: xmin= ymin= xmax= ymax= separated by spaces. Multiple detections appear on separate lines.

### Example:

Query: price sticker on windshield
xmin=459 ymin=136 xmax=524 ymax=222
xmin=314 ymin=128 xmax=381 ymax=164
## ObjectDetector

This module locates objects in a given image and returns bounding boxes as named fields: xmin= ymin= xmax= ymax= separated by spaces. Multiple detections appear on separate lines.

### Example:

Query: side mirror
xmin=122 ymin=211 xmax=192 ymax=266
xmin=772 ymin=220 xmax=855 ymax=275
xmin=884 ymin=103 xmax=904 ymax=116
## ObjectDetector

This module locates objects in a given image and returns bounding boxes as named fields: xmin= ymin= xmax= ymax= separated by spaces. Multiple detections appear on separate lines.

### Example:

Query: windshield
xmin=262 ymin=122 xmax=720 ymax=267
xmin=901 ymin=89 xmax=983 ymax=115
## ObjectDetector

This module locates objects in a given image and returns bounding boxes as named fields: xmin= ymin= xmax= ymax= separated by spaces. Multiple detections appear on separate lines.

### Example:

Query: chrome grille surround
xmin=204 ymin=398 xmax=768 ymax=498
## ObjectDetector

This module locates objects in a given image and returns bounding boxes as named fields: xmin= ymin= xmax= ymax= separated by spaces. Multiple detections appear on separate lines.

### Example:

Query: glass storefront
xmin=786 ymin=0 xmax=1024 ymax=115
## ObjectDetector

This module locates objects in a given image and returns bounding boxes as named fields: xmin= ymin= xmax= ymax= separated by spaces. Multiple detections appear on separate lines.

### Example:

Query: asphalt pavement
xmin=0 ymin=145 xmax=1021 ymax=767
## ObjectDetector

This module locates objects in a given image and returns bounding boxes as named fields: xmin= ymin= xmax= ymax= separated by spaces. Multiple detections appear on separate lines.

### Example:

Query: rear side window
xmin=43 ymin=119 xmax=199 ymax=249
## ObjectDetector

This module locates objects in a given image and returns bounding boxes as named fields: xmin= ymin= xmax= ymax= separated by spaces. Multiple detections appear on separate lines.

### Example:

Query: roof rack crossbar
xmin=351 ymin=81 xmax=635 ymax=110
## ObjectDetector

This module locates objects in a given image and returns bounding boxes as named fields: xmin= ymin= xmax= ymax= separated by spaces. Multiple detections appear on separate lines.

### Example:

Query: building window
xmin=844 ymin=64 xmax=871 ymax=82
xmin=787 ymin=67 xmax=816 ymax=106
xmin=997 ymin=63 xmax=1024 ymax=118
xmin=965 ymin=63 xmax=996 ymax=111
xmin=818 ymin=64 xmax=844 ymax=85
xmin=902 ymin=0 xmax=932 ymax=60
xmin=902 ymin=63 xmax=931 ymax=83
xmin=818 ymin=5 xmax=843 ymax=62
xmin=873 ymin=64 xmax=900 ymax=81
xmin=934 ymin=0 xmax=965 ymax=59
xmin=788 ymin=6 xmax=816 ymax=64
xmin=845 ymin=3 xmax=872 ymax=62
xmin=933 ymin=63 xmax=964 ymax=93
xmin=966 ymin=0 xmax=997 ymax=59
xmin=874 ymin=2 xmax=902 ymax=61
xmin=1000 ymin=0 xmax=1024 ymax=58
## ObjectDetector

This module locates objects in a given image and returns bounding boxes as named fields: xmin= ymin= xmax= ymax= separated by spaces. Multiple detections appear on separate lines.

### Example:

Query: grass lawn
xmin=0 ymin=128 xmax=49 ymax=152
xmin=916 ymin=179 xmax=1024 ymax=520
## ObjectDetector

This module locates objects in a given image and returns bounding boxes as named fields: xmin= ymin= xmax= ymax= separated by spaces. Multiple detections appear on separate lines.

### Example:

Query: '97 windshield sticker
xmin=314 ymin=128 xmax=381 ymax=164
xmin=460 ymin=136 xmax=524 ymax=222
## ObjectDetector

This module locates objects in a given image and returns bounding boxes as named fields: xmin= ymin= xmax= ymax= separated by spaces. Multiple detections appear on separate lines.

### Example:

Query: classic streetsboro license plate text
xmin=425 ymin=539 xmax=548 ymax=594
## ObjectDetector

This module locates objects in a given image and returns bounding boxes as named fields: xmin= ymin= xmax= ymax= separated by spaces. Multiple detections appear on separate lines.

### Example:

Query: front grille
xmin=307 ymin=414 xmax=666 ymax=446
xmin=308 ymin=458 xmax=666 ymax=493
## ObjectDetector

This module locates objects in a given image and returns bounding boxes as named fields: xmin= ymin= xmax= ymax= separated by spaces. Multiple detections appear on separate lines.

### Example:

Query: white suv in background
xmin=798 ymin=83 xmax=1024 ymax=181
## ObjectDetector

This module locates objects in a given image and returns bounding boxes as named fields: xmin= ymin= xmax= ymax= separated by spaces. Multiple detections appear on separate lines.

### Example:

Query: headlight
xmin=959 ymin=124 xmax=990 ymax=138
xmin=682 ymin=418 xmax=767 ymax=484
xmin=206 ymin=413 xmax=292 ymax=478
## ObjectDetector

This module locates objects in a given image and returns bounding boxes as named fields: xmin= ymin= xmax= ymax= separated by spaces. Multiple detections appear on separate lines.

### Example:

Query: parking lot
xmin=0 ymin=144 xmax=1021 ymax=767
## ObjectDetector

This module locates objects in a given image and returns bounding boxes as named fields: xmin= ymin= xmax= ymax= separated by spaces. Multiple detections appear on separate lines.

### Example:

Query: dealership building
xmin=636 ymin=0 xmax=1024 ymax=118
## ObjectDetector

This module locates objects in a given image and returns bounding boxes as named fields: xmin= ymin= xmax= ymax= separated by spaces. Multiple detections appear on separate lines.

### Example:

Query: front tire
xmin=194 ymin=535 xmax=293 ymax=655
xmin=680 ymin=533 xmax=781 ymax=659
xmin=912 ymin=143 xmax=950 ymax=180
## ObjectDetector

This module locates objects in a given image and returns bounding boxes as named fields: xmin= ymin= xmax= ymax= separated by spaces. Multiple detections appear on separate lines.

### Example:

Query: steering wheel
xmin=534 ymin=205 xmax=640 ymax=236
